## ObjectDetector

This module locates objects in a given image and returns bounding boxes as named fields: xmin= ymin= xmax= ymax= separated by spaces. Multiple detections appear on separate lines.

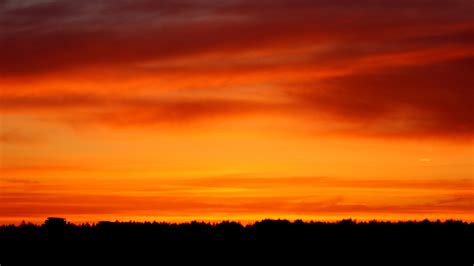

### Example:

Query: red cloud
xmin=0 ymin=0 xmax=472 ymax=138
xmin=1 ymin=0 xmax=472 ymax=76
xmin=288 ymin=58 xmax=473 ymax=137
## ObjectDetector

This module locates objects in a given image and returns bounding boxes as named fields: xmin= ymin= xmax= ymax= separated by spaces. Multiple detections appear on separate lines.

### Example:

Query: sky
xmin=0 ymin=0 xmax=473 ymax=224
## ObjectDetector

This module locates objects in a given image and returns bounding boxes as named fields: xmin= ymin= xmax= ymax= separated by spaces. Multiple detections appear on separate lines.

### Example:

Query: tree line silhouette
xmin=1 ymin=217 xmax=472 ymax=263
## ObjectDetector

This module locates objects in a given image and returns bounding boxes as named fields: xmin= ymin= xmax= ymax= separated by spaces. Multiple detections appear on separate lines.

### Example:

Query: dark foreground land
xmin=1 ymin=218 xmax=472 ymax=264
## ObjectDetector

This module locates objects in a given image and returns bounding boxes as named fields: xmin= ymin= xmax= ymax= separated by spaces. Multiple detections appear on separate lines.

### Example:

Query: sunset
xmin=0 ymin=0 xmax=473 ymax=228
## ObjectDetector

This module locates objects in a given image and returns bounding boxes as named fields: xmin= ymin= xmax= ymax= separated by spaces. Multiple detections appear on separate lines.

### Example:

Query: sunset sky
xmin=0 ymin=0 xmax=473 ymax=224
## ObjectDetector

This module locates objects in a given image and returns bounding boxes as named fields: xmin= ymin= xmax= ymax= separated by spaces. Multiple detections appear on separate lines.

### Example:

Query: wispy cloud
xmin=1 ymin=0 xmax=472 ymax=137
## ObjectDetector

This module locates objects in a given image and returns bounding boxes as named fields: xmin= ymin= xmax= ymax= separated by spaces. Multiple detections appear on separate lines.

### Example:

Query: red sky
xmin=0 ymin=0 xmax=473 ymax=224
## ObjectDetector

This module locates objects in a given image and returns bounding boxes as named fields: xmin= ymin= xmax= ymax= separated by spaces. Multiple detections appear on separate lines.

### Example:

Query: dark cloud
xmin=1 ymin=0 xmax=472 ymax=76
xmin=288 ymin=58 xmax=474 ymax=137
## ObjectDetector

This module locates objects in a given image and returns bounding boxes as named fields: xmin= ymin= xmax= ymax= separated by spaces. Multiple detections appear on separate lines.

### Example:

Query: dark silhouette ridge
xmin=0 ymin=217 xmax=472 ymax=263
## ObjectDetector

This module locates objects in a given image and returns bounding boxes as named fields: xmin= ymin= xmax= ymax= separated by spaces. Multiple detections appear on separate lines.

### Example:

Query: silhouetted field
xmin=1 ymin=218 xmax=472 ymax=263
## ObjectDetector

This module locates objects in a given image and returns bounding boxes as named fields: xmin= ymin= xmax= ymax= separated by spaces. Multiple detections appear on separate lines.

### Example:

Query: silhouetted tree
xmin=0 ymin=217 xmax=472 ymax=263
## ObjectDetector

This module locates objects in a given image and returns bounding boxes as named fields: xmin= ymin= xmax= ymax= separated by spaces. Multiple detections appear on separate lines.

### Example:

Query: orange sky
xmin=0 ymin=0 xmax=473 ymax=224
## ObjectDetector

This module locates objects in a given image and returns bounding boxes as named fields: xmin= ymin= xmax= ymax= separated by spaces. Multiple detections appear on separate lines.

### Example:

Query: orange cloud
xmin=0 ymin=94 xmax=280 ymax=127
xmin=0 ymin=131 xmax=36 ymax=144
xmin=1 ymin=176 xmax=472 ymax=223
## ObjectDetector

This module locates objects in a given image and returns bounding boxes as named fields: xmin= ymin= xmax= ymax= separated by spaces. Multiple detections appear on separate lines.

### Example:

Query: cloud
xmin=0 ymin=0 xmax=472 ymax=138
xmin=178 ymin=176 xmax=474 ymax=191
xmin=1 ymin=0 xmax=472 ymax=76
xmin=1 ymin=176 xmax=472 ymax=219
xmin=0 ymin=93 xmax=278 ymax=126
xmin=0 ymin=130 xmax=37 ymax=144
xmin=288 ymin=58 xmax=474 ymax=138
